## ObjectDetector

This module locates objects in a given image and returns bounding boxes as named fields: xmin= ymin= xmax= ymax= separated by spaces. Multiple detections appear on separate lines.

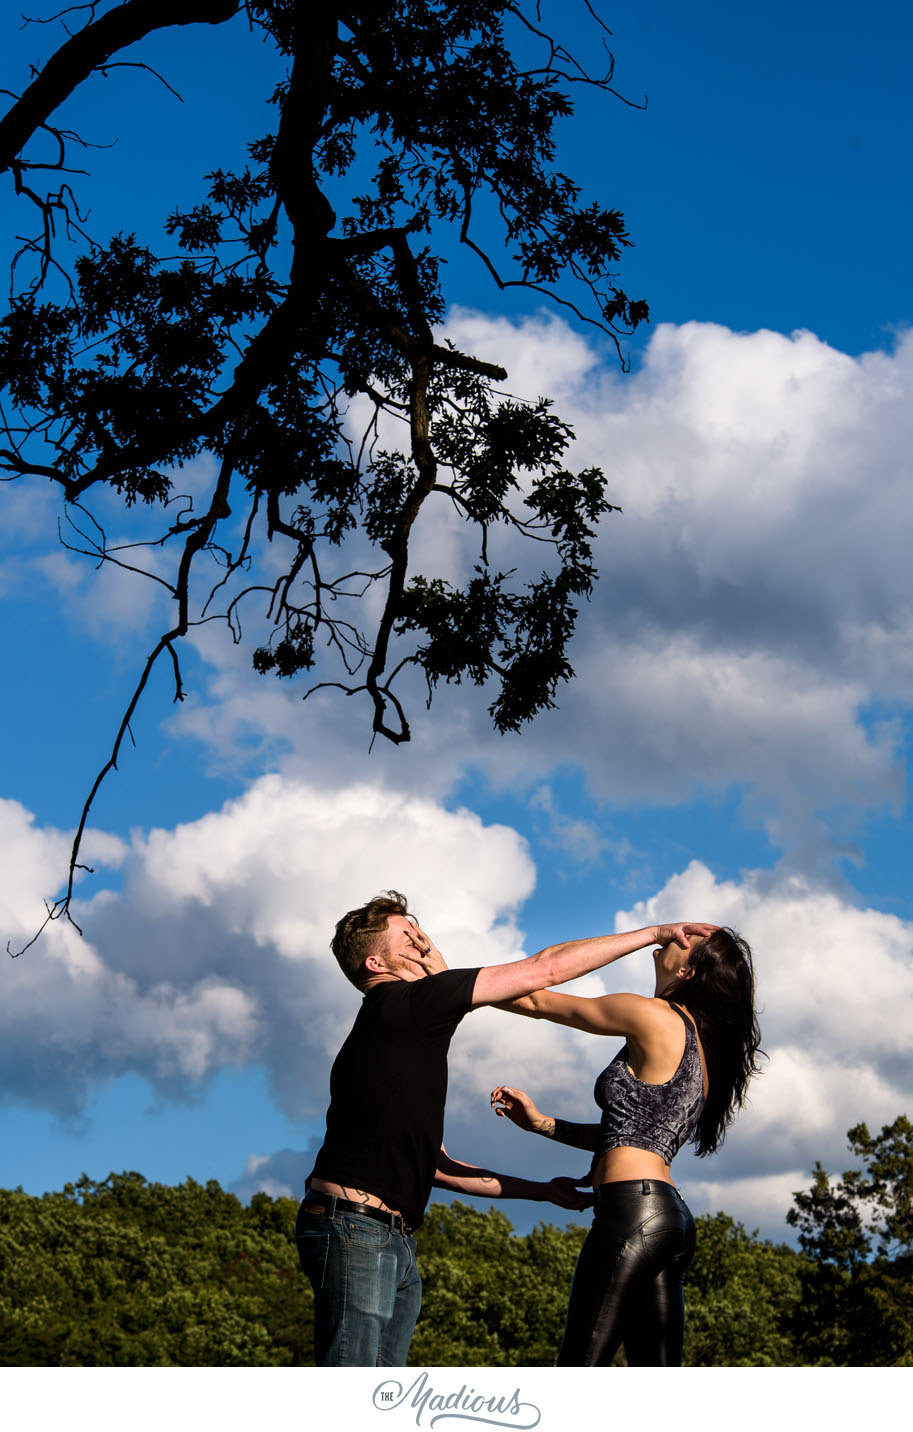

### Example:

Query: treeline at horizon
xmin=1 ymin=1117 xmax=910 ymax=1367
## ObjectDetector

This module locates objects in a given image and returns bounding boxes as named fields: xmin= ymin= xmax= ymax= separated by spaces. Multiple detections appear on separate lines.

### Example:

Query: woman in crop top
xmin=491 ymin=925 xmax=762 ymax=1366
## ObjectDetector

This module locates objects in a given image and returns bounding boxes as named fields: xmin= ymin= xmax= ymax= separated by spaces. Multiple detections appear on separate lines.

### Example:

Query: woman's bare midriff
xmin=592 ymin=1146 xmax=676 ymax=1188
xmin=309 ymin=1175 xmax=403 ymax=1215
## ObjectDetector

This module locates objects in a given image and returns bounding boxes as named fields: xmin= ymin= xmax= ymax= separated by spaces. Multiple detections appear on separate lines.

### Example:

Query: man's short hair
xmin=331 ymin=891 xmax=414 ymax=989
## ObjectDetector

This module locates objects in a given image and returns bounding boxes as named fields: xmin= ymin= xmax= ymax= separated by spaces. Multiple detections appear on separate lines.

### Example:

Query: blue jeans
xmin=295 ymin=1195 xmax=422 ymax=1366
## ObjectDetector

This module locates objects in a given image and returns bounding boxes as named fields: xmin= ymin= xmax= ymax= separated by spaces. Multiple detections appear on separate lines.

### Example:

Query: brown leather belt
xmin=301 ymin=1190 xmax=415 ymax=1235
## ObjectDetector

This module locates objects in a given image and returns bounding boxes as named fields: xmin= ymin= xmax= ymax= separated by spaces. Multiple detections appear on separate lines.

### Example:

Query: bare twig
xmin=95 ymin=61 xmax=185 ymax=104
xmin=7 ymin=410 xmax=249 ymax=951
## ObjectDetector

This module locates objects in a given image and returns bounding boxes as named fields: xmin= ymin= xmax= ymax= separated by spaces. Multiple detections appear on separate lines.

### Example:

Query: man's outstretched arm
xmin=432 ymin=1145 xmax=591 ymax=1210
xmin=470 ymin=921 xmax=717 ymax=1007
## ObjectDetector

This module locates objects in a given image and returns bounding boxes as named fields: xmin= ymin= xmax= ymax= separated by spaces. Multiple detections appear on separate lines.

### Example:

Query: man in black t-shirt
xmin=297 ymin=891 xmax=716 ymax=1365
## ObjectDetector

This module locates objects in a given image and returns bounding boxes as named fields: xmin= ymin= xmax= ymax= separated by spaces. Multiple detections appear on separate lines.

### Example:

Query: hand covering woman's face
xmin=652 ymin=933 xmax=702 ymax=994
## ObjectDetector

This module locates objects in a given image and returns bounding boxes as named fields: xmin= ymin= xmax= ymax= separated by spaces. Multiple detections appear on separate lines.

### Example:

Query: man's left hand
xmin=546 ymin=1176 xmax=593 ymax=1211
xmin=404 ymin=924 xmax=448 ymax=974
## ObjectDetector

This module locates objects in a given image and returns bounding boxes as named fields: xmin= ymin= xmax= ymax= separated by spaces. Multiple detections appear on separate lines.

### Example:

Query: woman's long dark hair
xmin=660 ymin=927 xmax=764 ymax=1156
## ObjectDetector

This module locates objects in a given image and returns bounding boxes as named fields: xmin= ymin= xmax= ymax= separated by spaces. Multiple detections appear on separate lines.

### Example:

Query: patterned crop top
xmin=593 ymin=1004 xmax=705 ymax=1164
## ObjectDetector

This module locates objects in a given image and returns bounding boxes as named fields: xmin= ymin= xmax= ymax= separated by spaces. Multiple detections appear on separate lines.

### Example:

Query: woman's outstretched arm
xmin=495 ymin=987 xmax=657 ymax=1038
xmin=491 ymin=1085 xmax=600 ymax=1153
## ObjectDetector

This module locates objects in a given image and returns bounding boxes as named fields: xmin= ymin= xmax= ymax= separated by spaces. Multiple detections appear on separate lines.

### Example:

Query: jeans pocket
xmin=342 ymin=1215 xmax=393 ymax=1250
xmin=296 ymin=1227 xmax=331 ymax=1290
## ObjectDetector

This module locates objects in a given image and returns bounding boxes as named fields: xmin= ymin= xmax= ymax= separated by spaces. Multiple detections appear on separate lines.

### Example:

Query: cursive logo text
xmin=372 ymin=1372 xmax=541 ymax=1429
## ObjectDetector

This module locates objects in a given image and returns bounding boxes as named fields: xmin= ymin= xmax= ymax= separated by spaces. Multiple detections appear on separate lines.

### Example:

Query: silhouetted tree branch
xmin=1 ymin=1 xmax=647 ymax=945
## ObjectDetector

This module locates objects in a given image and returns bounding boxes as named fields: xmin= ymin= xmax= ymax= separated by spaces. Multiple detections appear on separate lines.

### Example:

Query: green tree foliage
xmin=0 ymin=1173 xmax=313 ymax=1365
xmin=0 ymin=2 xmax=647 ymax=929
xmin=410 ymin=1201 xmax=586 ymax=1365
xmin=682 ymin=1212 xmax=804 ymax=1367
xmin=6 ymin=1130 xmax=913 ymax=1365
xmin=1 ymin=1174 xmax=820 ymax=1367
xmin=787 ymin=1116 xmax=913 ymax=1366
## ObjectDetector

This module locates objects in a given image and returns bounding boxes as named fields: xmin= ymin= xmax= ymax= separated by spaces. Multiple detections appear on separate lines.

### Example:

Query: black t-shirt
xmin=310 ymin=967 xmax=479 ymax=1227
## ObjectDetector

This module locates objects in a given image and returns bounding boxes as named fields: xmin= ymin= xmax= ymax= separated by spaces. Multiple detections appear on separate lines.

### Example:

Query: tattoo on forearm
xmin=551 ymin=1118 xmax=599 ymax=1152
xmin=537 ymin=1118 xmax=556 ymax=1138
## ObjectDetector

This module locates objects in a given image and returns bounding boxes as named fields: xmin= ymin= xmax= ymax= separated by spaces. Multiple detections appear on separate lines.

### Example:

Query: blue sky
xmin=1 ymin=0 xmax=912 ymax=1261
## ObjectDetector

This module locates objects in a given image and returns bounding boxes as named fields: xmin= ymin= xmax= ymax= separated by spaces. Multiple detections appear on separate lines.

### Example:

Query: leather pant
xmin=557 ymin=1179 xmax=696 ymax=1366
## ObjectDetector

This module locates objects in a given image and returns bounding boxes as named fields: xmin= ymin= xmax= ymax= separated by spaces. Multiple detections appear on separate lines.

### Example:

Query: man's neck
xmin=363 ymin=968 xmax=430 ymax=992
xmin=361 ymin=971 xmax=402 ymax=992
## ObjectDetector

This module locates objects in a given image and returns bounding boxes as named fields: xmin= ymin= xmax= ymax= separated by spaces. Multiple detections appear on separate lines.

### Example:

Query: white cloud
xmin=497 ymin=636 xmax=897 ymax=851
xmin=129 ymin=774 xmax=535 ymax=963
xmin=0 ymin=479 xmax=59 ymax=546
xmin=0 ymin=799 xmax=259 ymax=1114
xmin=143 ymin=314 xmax=913 ymax=870
xmin=9 ymin=312 xmax=909 ymax=869
xmin=231 ymin=1146 xmax=319 ymax=1202
xmin=529 ymin=785 xmax=611 ymax=864
xmin=32 ymin=546 xmax=173 ymax=644
xmin=0 ymin=780 xmax=537 ymax=1119
xmin=685 ymin=1170 xmax=808 ymax=1239
xmin=6 ymin=314 xmax=912 ymax=865
xmin=430 ymin=314 xmax=913 ymax=851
